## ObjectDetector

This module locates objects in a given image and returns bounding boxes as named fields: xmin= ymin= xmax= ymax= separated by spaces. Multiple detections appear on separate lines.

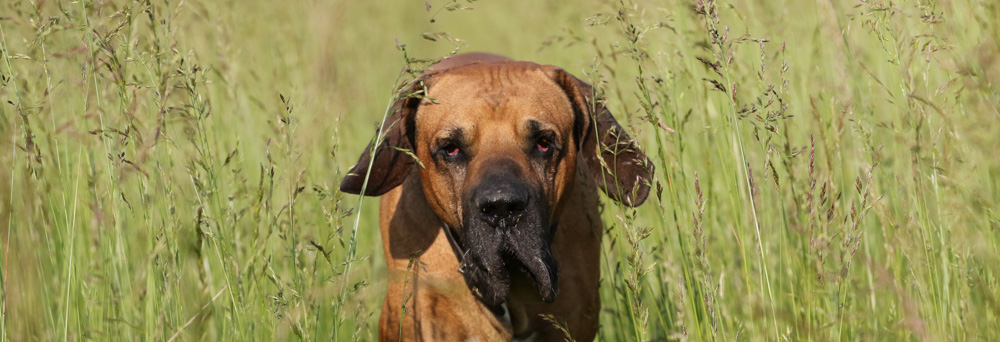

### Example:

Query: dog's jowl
xmin=341 ymin=53 xmax=654 ymax=341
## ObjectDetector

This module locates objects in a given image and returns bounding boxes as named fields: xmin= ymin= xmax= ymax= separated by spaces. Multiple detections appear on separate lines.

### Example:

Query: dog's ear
xmin=339 ymin=82 xmax=424 ymax=196
xmin=545 ymin=67 xmax=654 ymax=207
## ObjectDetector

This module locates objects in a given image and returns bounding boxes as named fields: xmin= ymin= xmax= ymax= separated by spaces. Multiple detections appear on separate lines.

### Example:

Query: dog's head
xmin=341 ymin=54 xmax=653 ymax=307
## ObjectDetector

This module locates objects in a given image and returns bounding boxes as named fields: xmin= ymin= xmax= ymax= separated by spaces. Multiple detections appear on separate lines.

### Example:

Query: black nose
xmin=475 ymin=184 xmax=529 ymax=228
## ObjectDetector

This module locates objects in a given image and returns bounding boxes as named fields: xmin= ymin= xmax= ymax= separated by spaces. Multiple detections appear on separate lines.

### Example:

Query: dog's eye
xmin=536 ymin=138 xmax=551 ymax=153
xmin=532 ymin=135 xmax=557 ymax=158
xmin=438 ymin=143 xmax=463 ymax=161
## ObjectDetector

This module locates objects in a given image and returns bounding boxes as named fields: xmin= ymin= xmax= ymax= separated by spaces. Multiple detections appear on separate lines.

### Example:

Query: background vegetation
xmin=2 ymin=0 xmax=999 ymax=340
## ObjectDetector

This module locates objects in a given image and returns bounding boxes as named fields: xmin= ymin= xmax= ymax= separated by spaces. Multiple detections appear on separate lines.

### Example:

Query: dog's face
xmin=341 ymin=57 xmax=653 ymax=308
xmin=414 ymin=67 xmax=578 ymax=306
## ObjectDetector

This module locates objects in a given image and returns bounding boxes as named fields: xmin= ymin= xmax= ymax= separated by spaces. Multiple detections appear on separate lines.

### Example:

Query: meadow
xmin=2 ymin=0 xmax=999 ymax=340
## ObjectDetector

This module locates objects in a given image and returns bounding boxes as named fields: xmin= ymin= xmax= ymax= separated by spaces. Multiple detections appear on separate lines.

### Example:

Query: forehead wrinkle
xmin=500 ymin=83 xmax=575 ymax=140
xmin=419 ymin=68 xmax=575 ymax=140
xmin=475 ymin=118 xmax=518 ymax=148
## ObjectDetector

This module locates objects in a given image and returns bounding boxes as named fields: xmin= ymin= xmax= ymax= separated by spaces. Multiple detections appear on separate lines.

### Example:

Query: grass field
xmin=2 ymin=0 xmax=1000 ymax=340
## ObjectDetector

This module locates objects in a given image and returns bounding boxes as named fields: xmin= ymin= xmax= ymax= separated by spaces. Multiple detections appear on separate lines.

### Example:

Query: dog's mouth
xmin=454 ymin=211 xmax=559 ymax=308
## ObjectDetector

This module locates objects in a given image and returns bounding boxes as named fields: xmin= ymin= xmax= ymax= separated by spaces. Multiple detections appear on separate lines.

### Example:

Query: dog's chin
xmin=458 ymin=218 xmax=559 ymax=308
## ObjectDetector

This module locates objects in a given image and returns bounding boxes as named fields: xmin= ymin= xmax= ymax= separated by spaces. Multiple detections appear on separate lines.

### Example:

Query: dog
xmin=340 ymin=53 xmax=653 ymax=341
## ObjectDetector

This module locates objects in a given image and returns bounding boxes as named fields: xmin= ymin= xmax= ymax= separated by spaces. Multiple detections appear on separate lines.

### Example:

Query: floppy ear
xmin=339 ymin=82 xmax=423 ymax=196
xmin=545 ymin=67 xmax=654 ymax=207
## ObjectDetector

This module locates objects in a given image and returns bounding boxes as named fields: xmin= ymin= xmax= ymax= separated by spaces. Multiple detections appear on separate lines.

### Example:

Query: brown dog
xmin=341 ymin=53 xmax=653 ymax=341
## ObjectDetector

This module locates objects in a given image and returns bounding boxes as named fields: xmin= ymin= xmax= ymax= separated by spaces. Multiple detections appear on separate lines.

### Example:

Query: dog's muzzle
xmin=455 ymin=164 xmax=559 ymax=308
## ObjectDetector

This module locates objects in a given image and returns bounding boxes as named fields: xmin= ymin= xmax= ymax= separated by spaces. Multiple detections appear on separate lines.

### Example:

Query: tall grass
xmin=1 ymin=0 xmax=999 ymax=340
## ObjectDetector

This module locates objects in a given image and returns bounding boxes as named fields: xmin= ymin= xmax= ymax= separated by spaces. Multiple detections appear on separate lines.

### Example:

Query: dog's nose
xmin=475 ymin=185 xmax=529 ymax=228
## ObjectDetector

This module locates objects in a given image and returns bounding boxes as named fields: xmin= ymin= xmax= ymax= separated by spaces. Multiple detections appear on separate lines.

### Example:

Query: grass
xmin=2 ymin=0 xmax=999 ymax=340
